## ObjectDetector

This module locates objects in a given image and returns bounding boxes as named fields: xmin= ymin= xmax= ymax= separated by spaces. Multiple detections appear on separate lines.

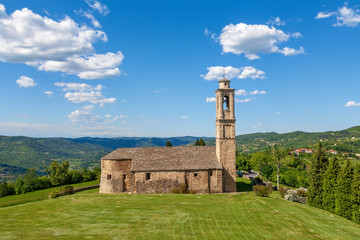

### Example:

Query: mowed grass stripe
xmin=0 ymin=190 xmax=360 ymax=239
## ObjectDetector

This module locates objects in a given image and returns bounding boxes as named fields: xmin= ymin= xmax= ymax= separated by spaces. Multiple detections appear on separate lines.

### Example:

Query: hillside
xmin=205 ymin=126 xmax=360 ymax=154
xmin=0 ymin=189 xmax=359 ymax=239
xmin=0 ymin=136 xmax=202 ymax=181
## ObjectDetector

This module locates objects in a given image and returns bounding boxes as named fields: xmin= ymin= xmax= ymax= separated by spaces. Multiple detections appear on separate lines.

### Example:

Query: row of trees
xmin=0 ymin=160 xmax=100 ymax=198
xmin=308 ymin=143 xmax=360 ymax=223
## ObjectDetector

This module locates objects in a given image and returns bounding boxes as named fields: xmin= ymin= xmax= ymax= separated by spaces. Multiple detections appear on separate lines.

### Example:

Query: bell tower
xmin=215 ymin=77 xmax=236 ymax=192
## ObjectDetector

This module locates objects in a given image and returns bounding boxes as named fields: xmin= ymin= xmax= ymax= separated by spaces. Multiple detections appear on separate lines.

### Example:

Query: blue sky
xmin=0 ymin=0 xmax=359 ymax=137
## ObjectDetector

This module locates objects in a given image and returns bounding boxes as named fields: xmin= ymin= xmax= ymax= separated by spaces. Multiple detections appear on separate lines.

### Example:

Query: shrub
xmin=63 ymin=186 xmax=74 ymax=195
xmin=253 ymin=185 xmax=273 ymax=197
xmin=297 ymin=188 xmax=307 ymax=197
xmin=171 ymin=187 xmax=181 ymax=194
xmin=285 ymin=189 xmax=299 ymax=202
xmin=251 ymin=177 xmax=264 ymax=186
xmin=279 ymin=186 xmax=288 ymax=198
xmin=179 ymin=183 xmax=187 ymax=194
xmin=187 ymin=189 xmax=197 ymax=194
xmin=48 ymin=190 xmax=60 ymax=199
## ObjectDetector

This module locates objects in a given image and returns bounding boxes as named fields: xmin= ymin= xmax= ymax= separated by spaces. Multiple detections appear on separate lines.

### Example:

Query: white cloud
xmin=267 ymin=17 xmax=285 ymax=26
xmin=280 ymin=46 xmax=305 ymax=56
xmin=16 ymin=76 xmax=36 ymax=88
xmin=238 ymin=66 xmax=266 ymax=79
xmin=249 ymin=90 xmax=266 ymax=95
xmin=292 ymin=32 xmax=302 ymax=38
xmin=235 ymin=98 xmax=254 ymax=103
xmin=55 ymin=82 xmax=104 ymax=92
xmin=235 ymin=89 xmax=247 ymax=96
xmin=83 ymin=11 xmax=101 ymax=28
xmin=204 ymin=28 xmax=218 ymax=42
xmin=219 ymin=22 xmax=304 ymax=59
xmin=85 ymin=0 xmax=109 ymax=16
xmin=202 ymin=66 xmax=265 ymax=80
xmin=68 ymin=105 xmax=125 ymax=126
xmin=316 ymin=5 xmax=360 ymax=27
xmin=64 ymin=91 xmax=116 ymax=106
xmin=201 ymin=66 xmax=240 ymax=80
xmin=316 ymin=12 xmax=336 ymax=19
xmin=34 ymin=51 xmax=123 ymax=80
xmin=345 ymin=101 xmax=360 ymax=107
xmin=181 ymin=116 xmax=189 ymax=119
xmin=276 ymin=112 xmax=280 ymax=114
xmin=44 ymin=91 xmax=53 ymax=95
xmin=0 ymin=4 xmax=107 ymax=63
xmin=206 ymin=97 xmax=216 ymax=102
xmin=0 ymin=4 xmax=123 ymax=80
xmin=55 ymin=82 xmax=115 ymax=107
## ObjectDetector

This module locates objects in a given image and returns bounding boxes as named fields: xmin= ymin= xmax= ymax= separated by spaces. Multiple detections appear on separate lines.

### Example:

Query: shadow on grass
xmin=236 ymin=178 xmax=253 ymax=192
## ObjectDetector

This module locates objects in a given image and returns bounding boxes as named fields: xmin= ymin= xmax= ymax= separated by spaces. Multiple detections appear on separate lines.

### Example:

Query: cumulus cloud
xmin=202 ymin=66 xmax=265 ymax=80
xmin=68 ymin=105 xmax=125 ymax=126
xmin=16 ymin=76 xmax=36 ymax=88
xmin=219 ymin=23 xmax=304 ymax=59
xmin=55 ymin=82 xmax=103 ymax=92
xmin=181 ymin=116 xmax=189 ymax=119
xmin=34 ymin=51 xmax=123 ymax=80
xmin=44 ymin=91 xmax=53 ymax=95
xmin=204 ymin=28 xmax=218 ymax=42
xmin=0 ymin=4 xmax=123 ymax=80
xmin=85 ymin=0 xmax=109 ymax=16
xmin=235 ymin=89 xmax=266 ymax=96
xmin=206 ymin=97 xmax=216 ymax=102
xmin=249 ymin=90 xmax=266 ymax=95
xmin=235 ymin=89 xmax=247 ymax=96
xmin=267 ymin=17 xmax=285 ymax=26
xmin=292 ymin=32 xmax=302 ymax=38
xmin=83 ymin=11 xmax=101 ymax=28
xmin=238 ymin=66 xmax=266 ymax=79
xmin=235 ymin=98 xmax=254 ymax=103
xmin=55 ymin=82 xmax=115 ymax=107
xmin=316 ymin=5 xmax=360 ymax=27
xmin=345 ymin=101 xmax=360 ymax=107
xmin=0 ymin=4 xmax=106 ymax=63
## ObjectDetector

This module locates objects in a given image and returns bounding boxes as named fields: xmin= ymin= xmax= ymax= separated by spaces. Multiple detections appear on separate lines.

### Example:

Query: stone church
xmin=99 ymin=78 xmax=236 ymax=193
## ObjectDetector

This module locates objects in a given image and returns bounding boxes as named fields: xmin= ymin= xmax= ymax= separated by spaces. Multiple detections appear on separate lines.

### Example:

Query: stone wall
xmin=216 ymin=138 xmax=236 ymax=192
xmin=99 ymin=159 xmax=131 ymax=193
xmin=133 ymin=170 xmax=223 ymax=194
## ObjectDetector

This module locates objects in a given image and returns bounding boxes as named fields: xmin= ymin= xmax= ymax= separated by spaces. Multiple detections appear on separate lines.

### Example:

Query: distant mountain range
xmin=1 ymin=126 xmax=360 ymax=182
xmin=0 ymin=136 xmax=206 ymax=182
xmin=205 ymin=125 xmax=360 ymax=154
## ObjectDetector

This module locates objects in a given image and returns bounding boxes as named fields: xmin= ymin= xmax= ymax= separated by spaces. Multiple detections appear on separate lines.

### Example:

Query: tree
xmin=307 ymin=142 xmax=329 ymax=208
xmin=352 ymin=164 xmax=360 ymax=223
xmin=250 ymin=151 xmax=268 ymax=180
xmin=267 ymin=144 xmax=288 ymax=190
xmin=166 ymin=141 xmax=172 ymax=147
xmin=322 ymin=157 xmax=340 ymax=213
xmin=195 ymin=139 xmax=199 ymax=146
xmin=236 ymin=155 xmax=252 ymax=172
xmin=45 ymin=160 xmax=69 ymax=195
xmin=198 ymin=138 xmax=206 ymax=146
xmin=22 ymin=168 xmax=39 ymax=192
xmin=335 ymin=160 xmax=354 ymax=219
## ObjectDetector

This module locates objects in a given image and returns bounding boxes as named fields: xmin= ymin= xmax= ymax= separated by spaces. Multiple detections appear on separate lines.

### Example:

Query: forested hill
xmin=205 ymin=126 xmax=360 ymax=154
xmin=0 ymin=136 xmax=203 ymax=181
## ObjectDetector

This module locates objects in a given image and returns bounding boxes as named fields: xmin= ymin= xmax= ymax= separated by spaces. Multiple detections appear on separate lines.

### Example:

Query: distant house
xmin=328 ymin=150 xmax=338 ymax=155
xmin=295 ymin=149 xmax=313 ymax=155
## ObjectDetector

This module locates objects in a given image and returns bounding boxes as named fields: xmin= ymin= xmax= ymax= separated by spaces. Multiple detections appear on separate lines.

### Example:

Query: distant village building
xmin=295 ymin=149 xmax=314 ymax=155
xmin=99 ymin=78 xmax=237 ymax=194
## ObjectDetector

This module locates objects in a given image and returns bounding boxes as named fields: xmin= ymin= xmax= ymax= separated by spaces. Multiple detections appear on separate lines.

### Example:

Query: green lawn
xmin=0 ymin=180 xmax=99 ymax=208
xmin=0 ymin=189 xmax=359 ymax=239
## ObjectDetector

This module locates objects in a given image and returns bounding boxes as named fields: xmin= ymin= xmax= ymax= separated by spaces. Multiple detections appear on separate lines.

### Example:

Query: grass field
xmin=0 ymin=180 xmax=99 ymax=208
xmin=1 ymin=188 xmax=360 ymax=239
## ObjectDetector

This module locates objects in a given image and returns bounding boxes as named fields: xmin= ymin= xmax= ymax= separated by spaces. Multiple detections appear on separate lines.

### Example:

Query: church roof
xmin=101 ymin=146 xmax=222 ymax=172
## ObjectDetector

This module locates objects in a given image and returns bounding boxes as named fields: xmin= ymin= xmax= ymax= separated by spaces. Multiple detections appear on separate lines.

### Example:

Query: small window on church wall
xmin=194 ymin=173 xmax=198 ymax=177
xmin=223 ymin=96 xmax=229 ymax=111
xmin=146 ymin=173 xmax=151 ymax=180
xmin=107 ymin=174 xmax=111 ymax=180
xmin=123 ymin=174 xmax=126 ymax=180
